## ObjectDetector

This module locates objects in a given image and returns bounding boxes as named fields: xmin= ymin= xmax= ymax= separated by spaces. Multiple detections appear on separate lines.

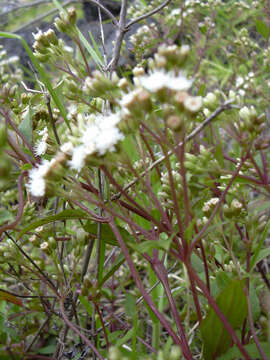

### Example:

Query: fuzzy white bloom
xmin=68 ymin=113 xmax=124 ymax=171
xmin=34 ymin=127 xmax=48 ymax=156
xmin=68 ymin=145 xmax=90 ymax=171
xmin=60 ymin=142 xmax=74 ymax=155
xmin=139 ymin=70 xmax=192 ymax=93
xmin=27 ymin=160 xmax=51 ymax=197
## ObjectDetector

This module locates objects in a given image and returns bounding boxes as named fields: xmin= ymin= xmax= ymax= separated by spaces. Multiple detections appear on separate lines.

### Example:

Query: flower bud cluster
xmin=202 ymin=197 xmax=220 ymax=216
xmin=184 ymin=145 xmax=219 ymax=175
xmin=236 ymin=106 xmax=265 ymax=137
xmin=54 ymin=7 xmax=78 ymax=36
xmin=0 ymin=48 xmax=21 ymax=103
xmin=33 ymin=28 xmax=73 ymax=63
xmin=83 ymin=71 xmax=119 ymax=98
xmin=0 ymin=239 xmax=20 ymax=263
xmin=233 ymin=28 xmax=259 ymax=52
xmin=129 ymin=23 xmax=159 ymax=61
xmin=223 ymin=199 xmax=245 ymax=219
xmin=158 ymin=170 xmax=183 ymax=209
xmin=235 ymin=72 xmax=255 ymax=97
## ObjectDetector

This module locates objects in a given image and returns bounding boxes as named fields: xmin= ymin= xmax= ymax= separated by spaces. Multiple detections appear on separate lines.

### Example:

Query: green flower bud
xmin=54 ymin=17 xmax=67 ymax=33
xmin=45 ymin=29 xmax=58 ymax=46
xmin=203 ymin=92 xmax=218 ymax=110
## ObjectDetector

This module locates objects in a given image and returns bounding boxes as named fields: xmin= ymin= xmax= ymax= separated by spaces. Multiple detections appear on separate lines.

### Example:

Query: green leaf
xmin=79 ymin=295 xmax=93 ymax=316
xmin=249 ymin=282 xmax=260 ymax=322
xmin=255 ymin=19 xmax=270 ymax=39
xmin=125 ymin=293 xmax=137 ymax=318
xmin=20 ymin=163 xmax=32 ymax=171
xmin=200 ymin=279 xmax=248 ymax=360
xmin=0 ymin=208 xmax=13 ymax=226
xmin=38 ymin=344 xmax=56 ymax=354
xmin=100 ymin=252 xmax=126 ymax=286
xmin=217 ymin=342 xmax=270 ymax=359
xmin=250 ymin=219 xmax=270 ymax=272
xmin=18 ymin=106 xmax=32 ymax=144
xmin=83 ymin=221 xmax=134 ymax=247
xmin=17 ymin=209 xmax=89 ymax=239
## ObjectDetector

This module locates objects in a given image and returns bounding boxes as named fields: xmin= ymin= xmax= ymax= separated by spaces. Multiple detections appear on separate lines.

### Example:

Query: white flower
xmin=32 ymin=29 xmax=43 ymax=41
xmin=27 ymin=160 xmax=51 ymax=197
xmin=40 ymin=242 xmax=49 ymax=251
xmin=184 ymin=96 xmax=202 ymax=113
xmin=236 ymin=76 xmax=244 ymax=87
xmin=68 ymin=145 xmax=89 ymax=171
xmin=139 ymin=70 xmax=193 ymax=93
xmin=67 ymin=112 xmax=124 ymax=172
xmin=34 ymin=127 xmax=48 ymax=156
xmin=231 ymin=199 xmax=242 ymax=210
xmin=60 ymin=142 xmax=74 ymax=155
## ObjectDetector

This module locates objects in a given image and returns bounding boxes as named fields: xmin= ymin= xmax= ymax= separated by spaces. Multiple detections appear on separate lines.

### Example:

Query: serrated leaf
xmin=255 ymin=19 xmax=270 ymax=39
xmin=18 ymin=107 xmax=32 ymax=144
xmin=200 ymin=279 xmax=248 ymax=360
xmin=17 ymin=209 xmax=89 ymax=239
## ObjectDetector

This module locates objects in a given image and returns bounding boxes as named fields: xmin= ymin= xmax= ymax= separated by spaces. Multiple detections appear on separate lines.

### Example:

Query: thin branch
xmin=83 ymin=0 xmax=118 ymax=25
xmin=126 ymin=0 xmax=172 ymax=29
xmin=59 ymin=300 xmax=104 ymax=360
xmin=108 ymin=0 xmax=128 ymax=72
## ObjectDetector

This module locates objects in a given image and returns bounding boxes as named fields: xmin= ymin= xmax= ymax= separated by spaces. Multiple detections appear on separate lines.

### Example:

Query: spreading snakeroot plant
xmin=0 ymin=0 xmax=270 ymax=359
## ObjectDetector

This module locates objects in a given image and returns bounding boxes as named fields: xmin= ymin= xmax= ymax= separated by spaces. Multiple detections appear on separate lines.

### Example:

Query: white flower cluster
xmin=27 ymin=112 xmax=124 ymax=197
xmin=67 ymin=113 xmax=124 ymax=171
xmin=27 ymin=159 xmax=56 ymax=197
xmin=34 ymin=127 xmax=48 ymax=156
xmin=203 ymin=197 xmax=220 ymax=213
xmin=138 ymin=70 xmax=193 ymax=93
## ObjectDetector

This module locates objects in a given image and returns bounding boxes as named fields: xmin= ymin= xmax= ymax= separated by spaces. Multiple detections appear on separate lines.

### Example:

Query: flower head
xmin=139 ymin=70 xmax=192 ymax=93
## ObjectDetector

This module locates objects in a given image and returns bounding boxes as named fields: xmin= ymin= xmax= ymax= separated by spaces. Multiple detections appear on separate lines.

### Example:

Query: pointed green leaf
xmin=18 ymin=106 xmax=32 ymax=144
xmin=255 ymin=19 xmax=270 ymax=39
xmin=200 ymin=279 xmax=248 ymax=360
xmin=250 ymin=219 xmax=270 ymax=272
xmin=83 ymin=221 xmax=134 ymax=247
xmin=17 ymin=209 xmax=89 ymax=239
